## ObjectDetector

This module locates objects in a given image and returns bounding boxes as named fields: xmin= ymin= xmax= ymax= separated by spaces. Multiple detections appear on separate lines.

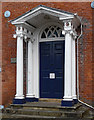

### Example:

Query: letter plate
xmin=49 ymin=73 xmax=55 ymax=79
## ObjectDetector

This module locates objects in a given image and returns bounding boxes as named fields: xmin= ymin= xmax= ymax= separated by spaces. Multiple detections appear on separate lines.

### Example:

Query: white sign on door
xmin=49 ymin=73 xmax=55 ymax=79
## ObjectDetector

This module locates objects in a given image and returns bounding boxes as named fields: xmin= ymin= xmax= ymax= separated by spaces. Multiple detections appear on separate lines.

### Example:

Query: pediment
xmin=9 ymin=5 xmax=81 ymax=32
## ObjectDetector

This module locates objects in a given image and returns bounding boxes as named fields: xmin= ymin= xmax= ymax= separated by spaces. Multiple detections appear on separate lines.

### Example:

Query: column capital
xmin=63 ymin=20 xmax=73 ymax=31
xmin=62 ymin=20 xmax=77 ymax=39
xmin=13 ymin=26 xmax=33 ymax=41
xmin=28 ymin=37 xmax=35 ymax=43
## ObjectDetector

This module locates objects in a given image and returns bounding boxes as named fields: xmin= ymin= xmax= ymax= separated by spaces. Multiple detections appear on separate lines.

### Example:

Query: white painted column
xmin=63 ymin=32 xmax=73 ymax=101
xmin=61 ymin=20 xmax=75 ymax=104
xmin=60 ymin=19 xmax=78 ymax=106
xmin=26 ymin=40 xmax=34 ymax=98
xmin=15 ymin=34 xmax=24 ymax=99
xmin=72 ymin=38 xmax=77 ymax=100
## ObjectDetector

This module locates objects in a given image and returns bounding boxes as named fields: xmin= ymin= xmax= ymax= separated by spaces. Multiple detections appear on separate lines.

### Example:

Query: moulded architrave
xmin=32 ymin=29 xmax=39 ymax=98
xmin=32 ymin=22 xmax=65 ymax=98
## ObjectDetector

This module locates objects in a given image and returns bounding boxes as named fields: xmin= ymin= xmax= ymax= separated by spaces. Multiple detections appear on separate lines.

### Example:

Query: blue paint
xmin=25 ymin=98 xmax=38 ymax=102
xmin=13 ymin=98 xmax=38 ymax=104
xmin=13 ymin=98 xmax=26 ymax=104
xmin=40 ymin=41 xmax=65 ymax=99
xmin=61 ymin=100 xmax=74 ymax=107
xmin=73 ymin=99 xmax=78 ymax=104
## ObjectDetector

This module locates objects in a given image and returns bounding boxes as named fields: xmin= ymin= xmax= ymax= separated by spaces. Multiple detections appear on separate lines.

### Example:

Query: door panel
xmin=40 ymin=41 xmax=65 ymax=99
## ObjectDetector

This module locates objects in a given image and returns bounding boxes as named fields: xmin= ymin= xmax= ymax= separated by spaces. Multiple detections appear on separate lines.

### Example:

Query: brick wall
xmin=1 ymin=2 xmax=94 ymax=106
xmin=0 ymin=2 xmax=2 ymax=105
xmin=92 ymin=9 xmax=94 ymax=106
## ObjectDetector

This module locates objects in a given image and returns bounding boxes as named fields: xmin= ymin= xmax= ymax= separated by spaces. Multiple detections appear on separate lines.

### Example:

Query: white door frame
xmin=32 ymin=22 xmax=65 ymax=98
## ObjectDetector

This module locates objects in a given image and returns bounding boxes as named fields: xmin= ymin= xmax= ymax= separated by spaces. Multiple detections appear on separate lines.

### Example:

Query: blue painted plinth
xmin=13 ymin=98 xmax=26 ymax=104
xmin=73 ymin=99 xmax=78 ymax=104
xmin=61 ymin=100 xmax=74 ymax=107
xmin=25 ymin=98 xmax=39 ymax=102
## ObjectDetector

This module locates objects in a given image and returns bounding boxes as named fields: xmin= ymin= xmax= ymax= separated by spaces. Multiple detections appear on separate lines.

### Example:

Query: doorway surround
xmin=9 ymin=5 xmax=81 ymax=106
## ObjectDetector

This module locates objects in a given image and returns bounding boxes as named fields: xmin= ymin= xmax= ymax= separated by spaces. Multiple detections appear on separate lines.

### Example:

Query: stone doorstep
xmin=90 ymin=111 xmax=94 ymax=117
xmin=2 ymin=114 xmax=94 ymax=120
xmin=5 ymin=108 xmax=85 ymax=118
xmin=5 ymin=105 xmax=88 ymax=119
xmin=2 ymin=103 xmax=94 ymax=120
xmin=82 ymin=110 xmax=94 ymax=120
xmin=10 ymin=102 xmax=82 ymax=111
xmin=82 ymin=112 xmax=94 ymax=120
xmin=21 ymin=109 xmax=87 ymax=118
xmin=1 ymin=113 xmax=80 ymax=120
xmin=39 ymin=98 xmax=62 ymax=103
xmin=4 ymin=102 xmax=94 ymax=120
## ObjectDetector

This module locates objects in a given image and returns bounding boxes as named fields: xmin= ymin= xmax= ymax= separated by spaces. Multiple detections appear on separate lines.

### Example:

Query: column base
xmin=73 ymin=99 xmax=78 ymax=104
xmin=61 ymin=100 xmax=74 ymax=107
xmin=25 ymin=97 xmax=39 ymax=102
xmin=13 ymin=98 xmax=26 ymax=104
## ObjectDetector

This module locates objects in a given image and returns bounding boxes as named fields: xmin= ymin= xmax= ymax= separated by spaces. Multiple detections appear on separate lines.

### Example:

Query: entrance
xmin=11 ymin=5 xmax=78 ymax=105
xmin=40 ymin=41 xmax=65 ymax=99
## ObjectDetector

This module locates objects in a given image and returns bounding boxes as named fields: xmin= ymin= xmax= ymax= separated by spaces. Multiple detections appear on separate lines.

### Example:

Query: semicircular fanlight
xmin=41 ymin=25 xmax=64 ymax=38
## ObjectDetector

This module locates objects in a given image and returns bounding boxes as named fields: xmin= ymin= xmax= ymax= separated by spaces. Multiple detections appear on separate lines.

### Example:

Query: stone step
xmin=5 ymin=108 xmax=62 ymax=117
xmin=1 ymin=113 xmax=84 ymax=120
xmin=10 ymin=102 xmax=82 ymax=112
xmin=2 ymin=114 xmax=78 ymax=120
xmin=4 ymin=102 xmax=94 ymax=120
xmin=76 ymin=105 xmax=90 ymax=117
xmin=5 ymin=106 xmax=88 ymax=118
xmin=39 ymin=98 xmax=62 ymax=103
xmin=2 ymin=113 xmax=94 ymax=120
xmin=2 ymin=114 xmax=94 ymax=120
xmin=83 ymin=117 xmax=94 ymax=120
xmin=82 ymin=110 xmax=94 ymax=120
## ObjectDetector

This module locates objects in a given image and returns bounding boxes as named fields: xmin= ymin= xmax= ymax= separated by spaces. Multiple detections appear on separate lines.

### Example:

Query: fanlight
xmin=41 ymin=25 xmax=64 ymax=38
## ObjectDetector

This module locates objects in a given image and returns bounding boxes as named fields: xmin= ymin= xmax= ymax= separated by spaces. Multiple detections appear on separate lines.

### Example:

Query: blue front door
xmin=40 ymin=41 xmax=65 ymax=99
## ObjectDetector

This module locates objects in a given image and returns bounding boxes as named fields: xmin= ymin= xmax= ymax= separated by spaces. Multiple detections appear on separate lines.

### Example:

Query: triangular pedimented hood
xmin=9 ymin=5 xmax=81 ymax=32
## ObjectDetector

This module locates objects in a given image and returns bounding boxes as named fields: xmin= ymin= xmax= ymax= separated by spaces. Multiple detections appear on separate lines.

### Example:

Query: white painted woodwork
xmin=63 ymin=32 xmax=73 ymax=101
xmin=15 ymin=35 xmax=24 ymax=99
xmin=33 ymin=35 xmax=39 ymax=98
xmin=72 ymin=38 xmax=77 ymax=99
xmin=26 ymin=40 xmax=35 ymax=98
xmin=12 ymin=7 xmax=79 ymax=101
